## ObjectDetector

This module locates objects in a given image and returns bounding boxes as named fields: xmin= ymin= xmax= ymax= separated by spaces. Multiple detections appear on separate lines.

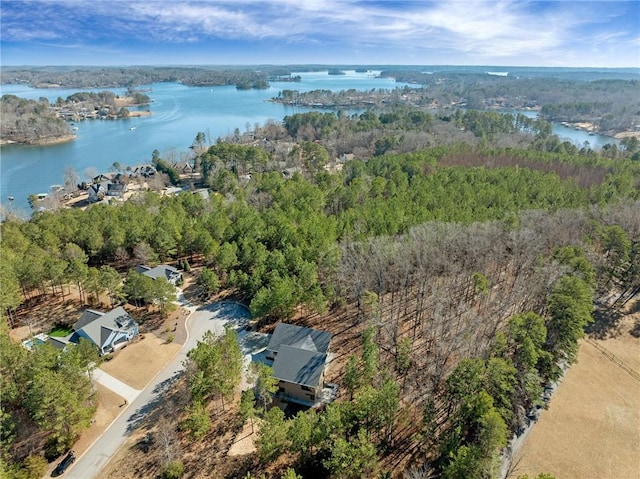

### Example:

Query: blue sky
xmin=1 ymin=0 xmax=639 ymax=67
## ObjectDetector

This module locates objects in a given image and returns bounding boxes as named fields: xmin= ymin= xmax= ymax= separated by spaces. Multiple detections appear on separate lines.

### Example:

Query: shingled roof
xmin=272 ymin=345 xmax=327 ymax=387
xmin=266 ymin=323 xmax=331 ymax=355
xmin=267 ymin=323 xmax=332 ymax=389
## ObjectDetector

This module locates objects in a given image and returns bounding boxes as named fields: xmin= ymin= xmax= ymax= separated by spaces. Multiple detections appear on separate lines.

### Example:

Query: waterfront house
xmin=266 ymin=323 xmax=332 ymax=406
xmin=107 ymin=182 xmax=127 ymax=197
xmin=87 ymin=182 xmax=108 ymax=202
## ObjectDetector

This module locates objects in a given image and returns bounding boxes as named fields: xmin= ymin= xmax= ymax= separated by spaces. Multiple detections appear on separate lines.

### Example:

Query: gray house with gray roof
xmin=71 ymin=307 xmax=138 ymax=355
xmin=266 ymin=323 xmax=332 ymax=406
xmin=136 ymin=264 xmax=182 ymax=285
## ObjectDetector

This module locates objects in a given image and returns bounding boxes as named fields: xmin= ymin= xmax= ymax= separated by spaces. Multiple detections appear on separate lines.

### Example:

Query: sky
xmin=1 ymin=0 xmax=639 ymax=67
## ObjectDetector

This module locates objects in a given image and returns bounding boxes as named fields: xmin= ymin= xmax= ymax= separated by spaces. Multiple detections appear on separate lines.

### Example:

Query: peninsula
xmin=0 ymin=90 xmax=151 ymax=146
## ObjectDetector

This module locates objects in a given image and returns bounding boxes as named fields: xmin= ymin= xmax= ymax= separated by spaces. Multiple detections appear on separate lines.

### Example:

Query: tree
xmin=362 ymin=326 xmax=379 ymax=384
xmin=344 ymin=355 xmax=360 ymax=400
xmin=256 ymin=406 xmax=289 ymax=463
xmin=25 ymin=364 xmax=96 ymax=454
xmin=152 ymin=278 xmax=177 ymax=317
xmin=197 ymin=267 xmax=220 ymax=298
xmin=162 ymin=460 xmax=184 ymax=479
xmin=546 ymin=275 xmax=593 ymax=370
xmin=290 ymin=410 xmax=320 ymax=462
xmin=323 ymin=429 xmax=377 ymax=479
xmin=123 ymin=270 xmax=155 ymax=307
xmin=63 ymin=165 xmax=80 ymax=191
xmin=182 ymin=401 xmax=210 ymax=439
xmin=99 ymin=265 xmax=124 ymax=306
xmin=281 ymin=469 xmax=302 ymax=479
xmin=250 ymin=362 xmax=278 ymax=410
xmin=185 ymin=328 xmax=243 ymax=408
xmin=240 ymin=389 xmax=257 ymax=433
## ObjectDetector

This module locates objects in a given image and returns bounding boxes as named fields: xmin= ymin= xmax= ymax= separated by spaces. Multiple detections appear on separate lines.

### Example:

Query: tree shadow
xmin=586 ymin=303 xmax=624 ymax=339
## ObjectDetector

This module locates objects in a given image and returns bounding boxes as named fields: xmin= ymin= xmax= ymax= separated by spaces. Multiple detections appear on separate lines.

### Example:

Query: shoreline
xmin=126 ymin=111 xmax=151 ymax=118
xmin=0 ymin=134 xmax=77 ymax=147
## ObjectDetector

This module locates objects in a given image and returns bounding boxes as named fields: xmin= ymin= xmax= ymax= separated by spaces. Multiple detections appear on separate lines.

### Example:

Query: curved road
xmin=65 ymin=300 xmax=248 ymax=479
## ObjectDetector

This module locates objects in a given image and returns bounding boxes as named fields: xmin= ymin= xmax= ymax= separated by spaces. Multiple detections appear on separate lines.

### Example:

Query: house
xmin=87 ymin=182 xmax=108 ymax=202
xmin=71 ymin=307 xmax=139 ymax=355
xmin=133 ymin=164 xmax=157 ymax=178
xmin=171 ymin=160 xmax=195 ymax=175
xmin=92 ymin=174 xmax=112 ymax=183
xmin=107 ymin=182 xmax=127 ymax=197
xmin=136 ymin=264 xmax=183 ymax=285
xmin=266 ymin=323 xmax=332 ymax=406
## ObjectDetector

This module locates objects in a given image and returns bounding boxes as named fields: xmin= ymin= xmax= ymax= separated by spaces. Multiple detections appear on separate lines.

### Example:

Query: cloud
xmin=1 ymin=0 xmax=638 ymax=66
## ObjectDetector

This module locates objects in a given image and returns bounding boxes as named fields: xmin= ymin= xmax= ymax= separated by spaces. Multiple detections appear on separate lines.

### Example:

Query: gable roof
xmin=74 ymin=309 xmax=104 ymax=330
xmin=272 ymin=345 xmax=327 ymax=388
xmin=135 ymin=264 xmax=180 ymax=281
xmin=72 ymin=307 xmax=136 ymax=349
xmin=267 ymin=323 xmax=331 ymax=355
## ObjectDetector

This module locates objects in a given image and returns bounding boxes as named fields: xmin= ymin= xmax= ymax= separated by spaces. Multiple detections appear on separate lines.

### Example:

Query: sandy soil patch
xmin=227 ymin=420 xmax=260 ymax=456
xmin=99 ymin=334 xmax=182 ymax=390
xmin=513 ymin=337 xmax=640 ymax=479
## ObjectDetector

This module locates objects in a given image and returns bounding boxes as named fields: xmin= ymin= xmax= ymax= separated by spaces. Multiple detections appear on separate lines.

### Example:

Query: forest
xmin=2 ymin=121 xmax=640 ymax=477
xmin=1 ymin=94 xmax=640 ymax=479
xmin=0 ymin=95 xmax=72 ymax=145
xmin=0 ymin=66 xmax=280 ymax=89
xmin=273 ymin=76 xmax=640 ymax=135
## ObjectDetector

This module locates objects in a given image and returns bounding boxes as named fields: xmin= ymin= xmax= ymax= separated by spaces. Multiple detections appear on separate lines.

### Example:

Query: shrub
xmin=163 ymin=460 xmax=184 ymax=479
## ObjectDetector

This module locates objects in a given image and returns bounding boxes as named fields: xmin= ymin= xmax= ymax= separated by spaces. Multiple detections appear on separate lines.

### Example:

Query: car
xmin=53 ymin=450 xmax=75 ymax=476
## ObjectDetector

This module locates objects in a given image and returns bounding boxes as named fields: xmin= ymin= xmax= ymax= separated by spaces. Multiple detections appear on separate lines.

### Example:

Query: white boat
xmin=130 ymin=126 xmax=136 ymax=131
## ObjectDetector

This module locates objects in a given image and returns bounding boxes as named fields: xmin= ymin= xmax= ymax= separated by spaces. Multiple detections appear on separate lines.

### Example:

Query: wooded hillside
xmin=2 ymin=130 xmax=639 ymax=478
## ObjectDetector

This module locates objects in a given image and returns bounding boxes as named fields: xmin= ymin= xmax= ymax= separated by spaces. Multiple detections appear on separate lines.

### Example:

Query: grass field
xmin=512 ymin=303 xmax=640 ymax=479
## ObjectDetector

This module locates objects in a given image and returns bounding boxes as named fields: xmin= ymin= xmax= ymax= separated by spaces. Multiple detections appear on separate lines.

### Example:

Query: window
xmin=301 ymin=385 xmax=311 ymax=391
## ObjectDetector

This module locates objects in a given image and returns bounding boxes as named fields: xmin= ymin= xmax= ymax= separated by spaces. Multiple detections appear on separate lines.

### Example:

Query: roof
xmin=47 ymin=336 xmax=71 ymax=350
xmin=267 ymin=323 xmax=331 ymax=355
xmin=74 ymin=309 xmax=104 ymax=330
xmin=88 ymin=182 xmax=108 ymax=194
xmin=135 ymin=264 xmax=180 ymax=281
xmin=107 ymin=183 xmax=126 ymax=192
xmin=72 ymin=307 xmax=136 ymax=349
xmin=272 ymin=345 xmax=327 ymax=388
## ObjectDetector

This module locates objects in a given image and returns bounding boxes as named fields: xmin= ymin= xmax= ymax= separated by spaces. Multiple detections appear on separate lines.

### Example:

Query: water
xmin=0 ymin=69 xmax=623 ymax=213
xmin=0 ymin=71 xmax=402 ymax=213
xmin=501 ymin=109 xmax=618 ymax=149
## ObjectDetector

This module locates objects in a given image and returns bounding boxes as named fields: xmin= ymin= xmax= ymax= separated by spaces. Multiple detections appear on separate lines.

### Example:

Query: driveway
xmin=91 ymin=369 xmax=141 ymax=404
xmin=65 ymin=301 xmax=251 ymax=479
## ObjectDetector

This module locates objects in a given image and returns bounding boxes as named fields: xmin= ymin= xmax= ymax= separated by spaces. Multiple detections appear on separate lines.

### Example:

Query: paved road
xmin=65 ymin=302 xmax=249 ymax=479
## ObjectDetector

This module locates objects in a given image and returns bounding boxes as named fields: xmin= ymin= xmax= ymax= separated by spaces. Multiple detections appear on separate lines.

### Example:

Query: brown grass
xmin=512 ymin=304 xmax=640 ymax=479
xmin=99 ymin=334 xmax=182 ymax=390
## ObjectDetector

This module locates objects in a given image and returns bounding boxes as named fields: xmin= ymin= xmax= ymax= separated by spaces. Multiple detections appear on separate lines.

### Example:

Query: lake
xmin=0 ymin=70 xmax=620 ymax=214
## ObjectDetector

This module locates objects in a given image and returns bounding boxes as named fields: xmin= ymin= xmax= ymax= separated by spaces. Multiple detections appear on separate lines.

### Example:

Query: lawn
xmin=49 ymin=325 xmax=73 ymax=337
